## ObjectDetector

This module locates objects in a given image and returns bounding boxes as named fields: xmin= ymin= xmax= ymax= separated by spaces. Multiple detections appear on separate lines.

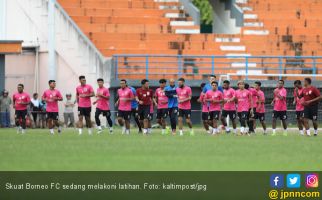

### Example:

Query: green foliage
xmin=192 ymin=0 xmax=213 ymax=25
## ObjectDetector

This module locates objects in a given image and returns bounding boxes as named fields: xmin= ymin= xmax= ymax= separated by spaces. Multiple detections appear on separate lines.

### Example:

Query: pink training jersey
xmin=76 ymin=84 xmax=94 ymax=108
xmin=96 ymin=87 xmax=110 ymax=111
xmin=117 ymin=87 xmax=134 ymax=111
xmin=42 ymin=89 xmax=63 ymax=112
xmin=205 ymin=90 xmax=223 ymax=111
xmin=155 ymin=88 xmax=168 ymax=109
xmin=293 ymin=88 xmax=304 ymax=111
xmin=199 ymin=92 xmax=208 ymax=112
xmin=249 ymin=88 xmax=258 ymax=108
xmin=223 ymin=88 xmax=236 ymax=111
xmin=235 ymin=89 xmax=251 ymax=112
xmin=273 ymin=87 xmax=287 ymax=111
xmin=13 ymin=92 xmax=31 ymax=110
xmin=256 ymin=90 xmax=266 ymax=113
xmin=176 ymin=86 xmax=192 ymax=110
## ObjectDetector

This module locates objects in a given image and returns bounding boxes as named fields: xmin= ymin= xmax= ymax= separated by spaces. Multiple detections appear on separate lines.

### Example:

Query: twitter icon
xmin=287 ymin=174 xmax=301 ymax=188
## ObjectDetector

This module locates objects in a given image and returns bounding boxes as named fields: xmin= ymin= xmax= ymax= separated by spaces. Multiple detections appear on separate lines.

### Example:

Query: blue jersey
xmin=129 ymin=86 xmax=138 ymax=109
xmin=202 ymin=83 xmax=223 ymax=93
xmin=165 ymin=85 xmax=178 ymax=108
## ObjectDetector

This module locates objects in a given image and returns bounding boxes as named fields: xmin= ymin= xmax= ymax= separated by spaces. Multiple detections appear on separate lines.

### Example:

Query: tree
xmin=192 ymin=0 xmax=213 ymax=25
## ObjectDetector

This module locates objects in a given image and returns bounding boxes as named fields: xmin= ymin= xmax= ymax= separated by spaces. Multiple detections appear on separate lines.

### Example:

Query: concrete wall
xmin=4 ymin=51 xmax=110 ymax=126
xmin=0 ymin=55 xmax=4 ymax=91
xmin=210 ymin=0 xmax=241 ymax=34
xmin=0 ymin=0 xmax=110 ymax=127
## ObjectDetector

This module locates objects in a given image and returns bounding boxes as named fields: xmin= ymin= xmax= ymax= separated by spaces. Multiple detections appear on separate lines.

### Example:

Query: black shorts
xmin=15 ymin=110 xmax=28 ymax=120
xmin=222 ymin=110 xmax=237 ymax=120
xmin=96 ymin=108 xmax=111 ymax=117
xmin=78 ymin=107 xmax=91 ymax=117
xmin=255 ymin=112 xmax=265 ymax=122
xmin=138 ymin=105 xmax=151 ymax=120
xmin=178 ymin=109 xmax=191 ymax=118
xmin=202 ymin=112 xmax=209 ymax=121
xmin=209 ymin=111 xmax=220 ymax=120
xmin=168 ymin=107 xmax=178 ymax=118
xmin=272 ymin=111 xmax=287 ymax=120
xmin=131 ymin=108 xmax=139 ymax=118
xmin=238 ymin=111 xmax=249 ymax=120
xmin=157 ymin=108 xmax=168 ymax=119
xmin=46 ymin=112 xmax=59 ymax=120
xmin=304 ymin=104 xmax=318 ymax=120
xmin=296 ymin=111 xmax=304 ymax=120
xmin=117 ymin=110 xmax=131 ymax=120
xmin=249 ymin=108 xmax=256 ymax=118
xmin=148 ymin=113 xmax=154 ymax=121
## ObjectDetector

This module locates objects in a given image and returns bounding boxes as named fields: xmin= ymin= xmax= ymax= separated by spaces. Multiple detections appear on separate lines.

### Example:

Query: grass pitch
xmin=0 ymin=128 xmax=321 ymax=171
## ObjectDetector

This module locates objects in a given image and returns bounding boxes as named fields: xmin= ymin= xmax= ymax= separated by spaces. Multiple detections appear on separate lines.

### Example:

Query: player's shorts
xmin=46 ymin=112 xmax=59 ymax=120
xmin=272 ymin=111 xmax=287 ymax=120
xmin=15 ymin=110 xmax=28 ymax=120
xmin=221 ymin=110 xmax=237 ymax=120
xmin=78 ymin=107 xmax=91 ymax=117
xmin=178 ymin=109 xmax=191 ymax=118
xmin=117 ymin=110 xmax=131 ymax=120
xmin=202 ymin=112 xmax=209 ymax=121
xmin=209 ymin=111 xmax=220 ymax=120
xmin=131 ymin=108 xmax=139 ymax=118
xmin=238 ymin=111 xmax=249 ymax=120
xmin=295 ymin=110 xmax=304 ymax=120
xmin=157 ymin=108 xmax=168 ymax=119
xmin=248 ymin=108 xmax=256 ymax=118
xmin=255 ymin=112 xmax=265 ymax=122
xmin=168 ymin=107 xmax=178 ymax=118
xmin=96 ymin=108 xmax=111 ymax=117
xmin=304 ymin=104 xmax=318 ymax=120
xmin=148 ymin=113 xmax=154 ymax=121
xmin=138 ymin=105 xmax=151 ymax=120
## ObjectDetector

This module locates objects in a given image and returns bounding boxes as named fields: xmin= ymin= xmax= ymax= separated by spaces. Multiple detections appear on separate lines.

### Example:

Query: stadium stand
xmin=57 ymin=0 xmax=322 ymax=80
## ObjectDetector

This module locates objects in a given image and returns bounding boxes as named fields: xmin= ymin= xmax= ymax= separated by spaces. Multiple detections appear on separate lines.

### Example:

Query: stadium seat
xmin=57 ymin=0 xmax=322 ymax=79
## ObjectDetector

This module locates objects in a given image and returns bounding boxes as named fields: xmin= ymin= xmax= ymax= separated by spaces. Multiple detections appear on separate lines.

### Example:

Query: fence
xmin=113 ymin=55 xmax=322 ymax=81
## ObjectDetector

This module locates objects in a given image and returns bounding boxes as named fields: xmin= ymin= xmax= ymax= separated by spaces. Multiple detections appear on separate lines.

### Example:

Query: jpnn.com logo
xmin=269 ymin=174 xmax=320 ymax=200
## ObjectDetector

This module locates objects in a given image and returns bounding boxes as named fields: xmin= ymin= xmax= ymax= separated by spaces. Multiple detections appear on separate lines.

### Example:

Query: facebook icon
xmin=270 ymin=174 xmax=284 ymax=188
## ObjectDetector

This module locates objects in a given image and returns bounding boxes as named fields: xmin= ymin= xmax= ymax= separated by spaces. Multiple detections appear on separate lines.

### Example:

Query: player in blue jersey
xmin=165 ymin=79 xmax=178 ymax=135
xmin=202 ymin=75 xmax=223 ymax=93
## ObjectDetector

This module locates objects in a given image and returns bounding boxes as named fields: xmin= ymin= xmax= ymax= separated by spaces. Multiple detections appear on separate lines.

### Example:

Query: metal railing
xmin=113 ymin=54 xmax=322 ymax=80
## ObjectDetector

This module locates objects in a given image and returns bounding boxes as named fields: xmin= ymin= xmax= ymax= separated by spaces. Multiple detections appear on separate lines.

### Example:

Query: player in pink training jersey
xmin=198 ymin=83 xmax=211 ymax=134
xmin=296 ymin=77 xmax=320 ymax=136
xmin=13 ymin=83 xmax=31 ymax=134
xmin=205 ymin=81 xmax=224 ymax=135
xmin=254 ymin=81 xmax=267 ymax=135
xmin=235 ymin=81 xmax=253 ymax=135
xmin=271 ymin=80 xmax=288 ymax=136
xmin=176 ymin=78 xmax=194 ymax=136
xmin=293 ymin=80 xmax=305 ymax=135
xmin=42 ymin=80 xmax=63 ymax=135
xmin=245 ymin=83 xmax=257 ymax=134
xmin=154 ymin=79 xmax=169 ymax=135
xmin=93 ymin=78 xmax=113 ymax=134
xmin=221 ymin=80 xmax=237 ymax=134
xmin=76 ymin=75 xmax=95 ymax=135
xmin=115 ymin=79 xmax=134 ymax=135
